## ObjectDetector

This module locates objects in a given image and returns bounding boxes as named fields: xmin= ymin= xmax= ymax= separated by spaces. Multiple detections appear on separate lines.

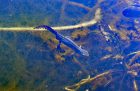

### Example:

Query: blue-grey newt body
xmin=35 ymin=25 xmax=89 ymax=56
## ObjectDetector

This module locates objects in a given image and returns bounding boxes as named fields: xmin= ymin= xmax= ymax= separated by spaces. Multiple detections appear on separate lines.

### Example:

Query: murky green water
xmin=0 ymin=0 xmax=140 ymax=91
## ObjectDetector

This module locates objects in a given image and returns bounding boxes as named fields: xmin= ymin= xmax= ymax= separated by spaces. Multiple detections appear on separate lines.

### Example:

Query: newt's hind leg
xmin=56 ymin=41 xmax=65 ymax=53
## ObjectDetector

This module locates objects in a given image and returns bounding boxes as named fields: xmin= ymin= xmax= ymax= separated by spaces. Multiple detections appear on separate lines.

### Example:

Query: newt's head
xmin=79 ymin=48 xmax=89 ymax=56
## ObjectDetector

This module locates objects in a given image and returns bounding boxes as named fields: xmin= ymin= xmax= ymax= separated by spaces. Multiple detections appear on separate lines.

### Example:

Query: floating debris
xmin=127 ymin=50 xmax=140 ymax=56
xmin=122 ymin=5 xmax=140 ymax=18
xmin=100 ymin=54 xmax=124 ymax=61
xmin=100 ymin=54 xmax=112 ymax=61
xmin=64 ymin=70 xmax=116 ymax=91
xmin=99 ymin=25 xmax=110 ymax=41
xmin=133 ymin=79 xmax=138 ymax=91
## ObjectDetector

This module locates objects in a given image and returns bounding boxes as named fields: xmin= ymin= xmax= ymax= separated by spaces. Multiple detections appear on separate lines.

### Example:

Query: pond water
xmin=0 ymin=0 xmax=140 ymax=91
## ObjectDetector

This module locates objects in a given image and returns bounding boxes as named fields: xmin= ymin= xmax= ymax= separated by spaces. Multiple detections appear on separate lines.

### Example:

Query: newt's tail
xmin=35 ymin=25 xmax=58 ymax=35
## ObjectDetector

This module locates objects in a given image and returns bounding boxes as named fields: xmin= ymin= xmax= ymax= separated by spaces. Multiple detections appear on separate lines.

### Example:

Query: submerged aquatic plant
xmin=64 ymin=51 xmax=140 ymax=91
xmin=1 ymin=0 xmax=140 ymax=91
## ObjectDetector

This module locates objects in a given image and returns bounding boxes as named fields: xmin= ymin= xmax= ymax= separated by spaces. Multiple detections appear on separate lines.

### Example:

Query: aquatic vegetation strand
xmin=65 ymin=70 xmax=115 ymax=91
xmin=0 ymin=8 xmax=101 ymax=31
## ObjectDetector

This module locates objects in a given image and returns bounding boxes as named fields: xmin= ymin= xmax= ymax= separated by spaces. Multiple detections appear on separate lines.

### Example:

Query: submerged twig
xmin=59 ymin=0 xmax=91 ymax=11
xmin=0 ymin=8 xmax=101 ymax=31
xmin=68 ymin=1 xmax=91 ymax=11
xmin=133 ymin=79 xmax=138 ymax=91
xmin=128 ymin=53 xmax=140 ymax=65
xmin=127 ymin=51 xmax=140 ymax=56
xmin=65 ymin=70 xmax=115 ymax=91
